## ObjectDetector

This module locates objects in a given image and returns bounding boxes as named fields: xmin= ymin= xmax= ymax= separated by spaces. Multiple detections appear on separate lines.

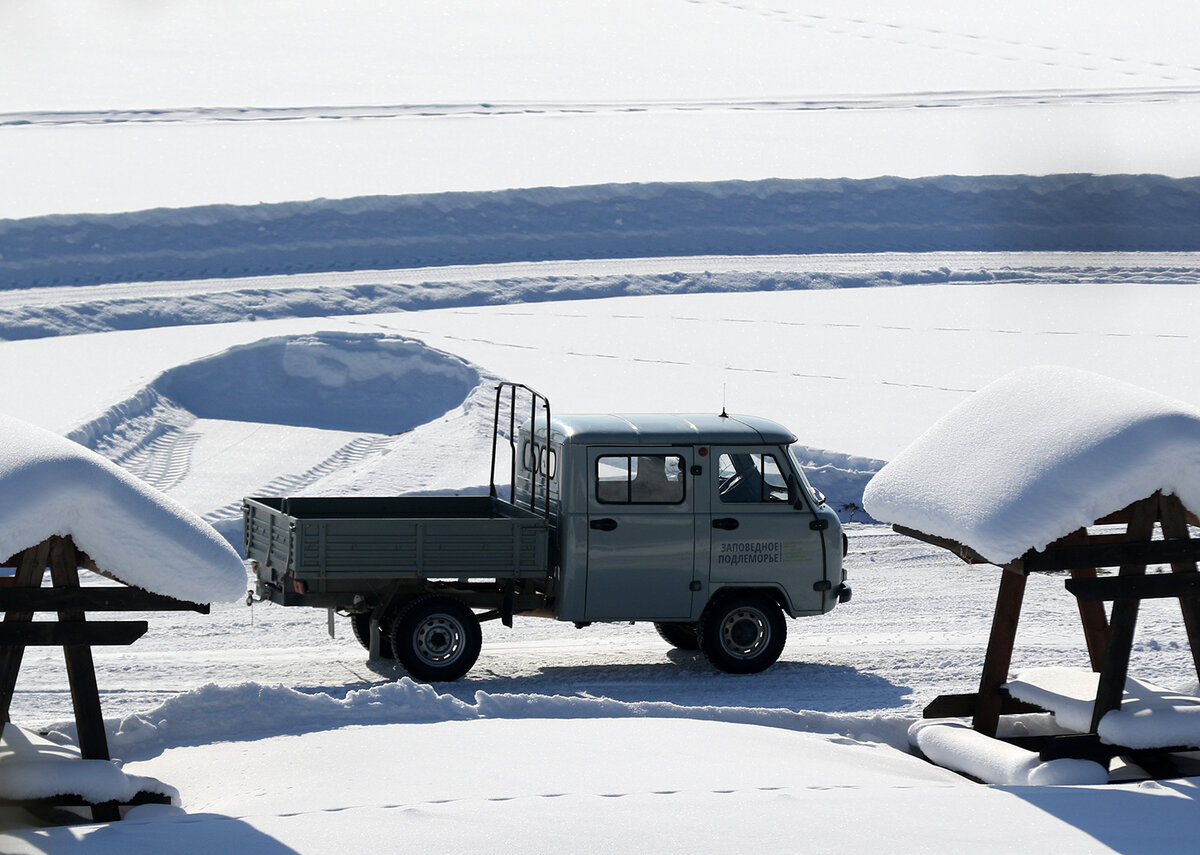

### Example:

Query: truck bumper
xmin=836 ymin=583 xmax=852 ymax=604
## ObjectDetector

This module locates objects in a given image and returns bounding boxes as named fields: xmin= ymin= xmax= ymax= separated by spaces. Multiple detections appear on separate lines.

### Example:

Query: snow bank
xmin=153 ymin=331 xmax=479 ymax=434
xmin=0 ymin=264 xmax=992 ymax=342
xmin=794 ymin=446 xmax=885 ymax=523
xmin=863 ymin=366 xmax=1200 ymax=564
xmin=1006 ymin=667 xmax=1200 ymax=750
xmin=94 ymin=679 xmax=913 ymax=762
xmin=4 ymin=175 xmax=1200 ymax=289
xmin=0 ymin=413 xmax=246 ymax=603
xmin=908 ymin=719 xmax=1108 ymax=786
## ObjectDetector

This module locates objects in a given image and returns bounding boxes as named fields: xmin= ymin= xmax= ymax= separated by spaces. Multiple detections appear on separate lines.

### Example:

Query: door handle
xmin=712 ymin=517 xmax=740 ymax=531
xmin=590 ymin=518 xmax=618 ymax=532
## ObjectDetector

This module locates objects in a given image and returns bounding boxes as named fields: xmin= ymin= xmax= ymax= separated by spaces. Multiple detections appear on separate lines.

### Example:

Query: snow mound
xmin=1006 ymin=667 xmax=1200 ymax=750
xmin=863 ymin=366 xmax=1200 ymax=564
xmin=154 ymin=331 xmax=479 ymax=434
xmin=94 ymin=679 xmax=916 ymax=762
xmin=0 ymin=724 xmax=176 ymax=805
xmin=0 ymin=413 xmax=246 ymax=603
xmin=908 ymin=719 xmax=1108 ymax=786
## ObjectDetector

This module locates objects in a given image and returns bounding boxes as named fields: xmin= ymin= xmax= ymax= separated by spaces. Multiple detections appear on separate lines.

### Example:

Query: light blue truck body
xmin=245 ymin=390 xmax=849 ymax=679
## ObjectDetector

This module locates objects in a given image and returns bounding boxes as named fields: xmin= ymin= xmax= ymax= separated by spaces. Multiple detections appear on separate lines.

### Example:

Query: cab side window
xmin=717 ymin=452 xmax=789 ymax=503
xmin=596 ymin=454 xmax=685 ymax=504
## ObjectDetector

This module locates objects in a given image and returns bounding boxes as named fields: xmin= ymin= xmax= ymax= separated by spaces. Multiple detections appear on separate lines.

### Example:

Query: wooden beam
xmin=1157 ymin=493 xmax=1200 ymax=681
xmin=1069 ymin=568 xmax=1110 ymax=671
xmin=1054 ymin=529 xmax=1110 ymax=671
xmin=1066 ymin=572 xmax=1200 ymax=602
xmin=48 ymin=536 xmax=113 ymax=765
xmin=923 ymin=691 xmax=1045 ymax=719
xmin=973 ymin=569 xmax=1028 ymax=736
xmin=0 ymin=541 xmax=50 ymax=724
xmin=1024 ymin=538 xmax=1200 ymax=572
xmin=1088 ymin=495 xmax=1158 ymax=734
xmin=0 ymin=588 xmax=208 ymax=614
xmin=0 ymin=622 xmax=148 ymax=646
xmin=1038 ymin=733 xmax=1120 ymax=763
xmin=891 ymin=525 xmax=994 ymax=565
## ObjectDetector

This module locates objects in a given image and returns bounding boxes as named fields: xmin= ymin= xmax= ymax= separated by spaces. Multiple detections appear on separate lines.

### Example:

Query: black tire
xmin=654 ymin=621 xmax=701 ymax=651
xmin=389 ymin=595 xmax=482 ymax=682
xmin=697 ymin=591 xmax=786 ymax=674
xmin=350 ymin=612 xmax=394 ymax=660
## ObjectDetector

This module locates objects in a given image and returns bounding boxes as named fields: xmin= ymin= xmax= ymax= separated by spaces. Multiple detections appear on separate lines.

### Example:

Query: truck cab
xmin=515 ymin=411 xmax=849 ymax=672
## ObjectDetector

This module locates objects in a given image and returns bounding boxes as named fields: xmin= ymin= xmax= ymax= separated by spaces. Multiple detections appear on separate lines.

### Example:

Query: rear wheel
xmin=697 ymin=591 xmax=786 ymax=674
xmin=654 ymin=621 xmax=700 ymax=651
xmin=350 ymin=612 xmax=394 ymax=660
xmin=390 ymin=595 xmax=482 ymax=682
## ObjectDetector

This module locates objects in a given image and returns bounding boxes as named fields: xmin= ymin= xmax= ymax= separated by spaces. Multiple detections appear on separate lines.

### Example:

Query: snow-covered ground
xmin=5 ymin=0 xmax=1200 ymax=216
xmin=2 ymin=261 xmax=1198 ymax=854
xmin=3 ymin=2 xmax=1200 ymax=852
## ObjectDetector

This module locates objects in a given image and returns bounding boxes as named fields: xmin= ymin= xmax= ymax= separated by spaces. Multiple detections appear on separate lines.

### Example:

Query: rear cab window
xmin=596 ymin=454 xmax=686 ymax=504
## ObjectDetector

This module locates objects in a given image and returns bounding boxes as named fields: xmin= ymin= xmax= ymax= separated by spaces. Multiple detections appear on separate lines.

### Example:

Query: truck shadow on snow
xmin=468 ymin=659 xmax=907 ymax=714
xmin=339 ymin=654 xmax=910 ymax=719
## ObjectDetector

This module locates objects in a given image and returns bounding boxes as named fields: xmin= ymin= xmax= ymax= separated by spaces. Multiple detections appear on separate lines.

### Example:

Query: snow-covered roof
xmin=0 ymin=414 xmax=246 ymax=603
xmin=863 ymin=366 xmax=1200 ymax=565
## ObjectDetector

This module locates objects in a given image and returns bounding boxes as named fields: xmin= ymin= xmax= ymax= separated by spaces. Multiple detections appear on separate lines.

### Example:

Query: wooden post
xmin=973 ymin=565 xmax=1028 ymax=736
xmin=1061 ymin=528 xmax=1110 ymax=670
xmin=1157 ymin=493 xmax=1200 ymax=681
xmin=1088 ymin=495 xmax=1158 ymax=733
xmin=0 ymin=541 xmax=50 ymax=724
xmin=47 ymin=537 xmax=112 ymax=764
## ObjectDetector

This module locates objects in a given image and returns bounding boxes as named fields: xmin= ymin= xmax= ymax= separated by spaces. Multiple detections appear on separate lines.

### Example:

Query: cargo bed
xmin=244 ymin=495 xmax=551 ymax=595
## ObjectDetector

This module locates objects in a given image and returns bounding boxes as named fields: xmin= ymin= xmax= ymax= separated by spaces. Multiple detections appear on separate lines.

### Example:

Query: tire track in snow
xmin=116 ymin=426 xmax=202 ymax=493
xmin=701 ymin=0 xmax=1200 ymax=83
xmin=5 ymin=86 xmax=1200 ymax=128
xmin=202 ymin=435 xmax=396 ymax=525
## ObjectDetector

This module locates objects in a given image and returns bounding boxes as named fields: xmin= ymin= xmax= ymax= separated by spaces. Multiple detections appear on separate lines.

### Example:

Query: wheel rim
xmin=412 ymin=614 xmax=465 ymax=666
xmin=719 ymin=606 xmax=770 ymax=659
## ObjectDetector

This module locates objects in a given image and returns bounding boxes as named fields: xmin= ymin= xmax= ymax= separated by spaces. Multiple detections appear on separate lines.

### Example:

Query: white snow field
xmin=4 ymin=0 xmax=1200 ymax=216
xmin=3 ymin=1 xmax=1200 ymax=852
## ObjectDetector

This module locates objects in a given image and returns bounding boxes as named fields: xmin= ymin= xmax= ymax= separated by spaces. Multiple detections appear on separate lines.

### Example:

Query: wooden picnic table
xmin=910 ymin=491 xmax=1200 ymax=777
xmin=0 ymin=534 xmax=207 ymax=822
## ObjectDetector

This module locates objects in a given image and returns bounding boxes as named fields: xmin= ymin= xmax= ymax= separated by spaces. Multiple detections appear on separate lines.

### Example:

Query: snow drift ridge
xmin=4 ymin=174 xmax=1200 ymax=289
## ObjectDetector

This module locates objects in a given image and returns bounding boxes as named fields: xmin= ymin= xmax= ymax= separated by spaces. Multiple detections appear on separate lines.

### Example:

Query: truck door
xmin=707 ymin=447 xmax=825 ymax=613
xmin=585 ymin=448 xmax=696 ymax=620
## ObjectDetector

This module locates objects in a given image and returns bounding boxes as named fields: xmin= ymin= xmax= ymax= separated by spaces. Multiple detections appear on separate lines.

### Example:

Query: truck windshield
xmin=786 ymin=445 xmax=826 ymax=506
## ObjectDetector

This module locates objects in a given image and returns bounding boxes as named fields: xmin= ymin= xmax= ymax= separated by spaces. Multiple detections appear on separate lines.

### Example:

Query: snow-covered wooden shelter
xmin=864 ymin=366 xmax=1200 ymax=783
xmin=0 ymin=414 xmax=246 ymax=821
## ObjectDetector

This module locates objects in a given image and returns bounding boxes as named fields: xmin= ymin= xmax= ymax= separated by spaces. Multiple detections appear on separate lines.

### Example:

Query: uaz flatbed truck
xmin=244 ymin=383 xmax=850 ymax=681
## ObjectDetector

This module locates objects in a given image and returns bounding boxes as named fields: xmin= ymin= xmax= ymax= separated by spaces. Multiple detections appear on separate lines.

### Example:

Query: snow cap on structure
xmin=0 ymin=413 xmax=246 ymax=603
xmin=863 ymin=366 xmax=1200 ymax=565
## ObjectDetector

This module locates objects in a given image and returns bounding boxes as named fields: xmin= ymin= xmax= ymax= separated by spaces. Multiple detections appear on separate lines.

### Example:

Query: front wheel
xmin=697 ymin=592 xmax=786 ymax=674
xmin=390 ymin=595 xmax=482 ymax=682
